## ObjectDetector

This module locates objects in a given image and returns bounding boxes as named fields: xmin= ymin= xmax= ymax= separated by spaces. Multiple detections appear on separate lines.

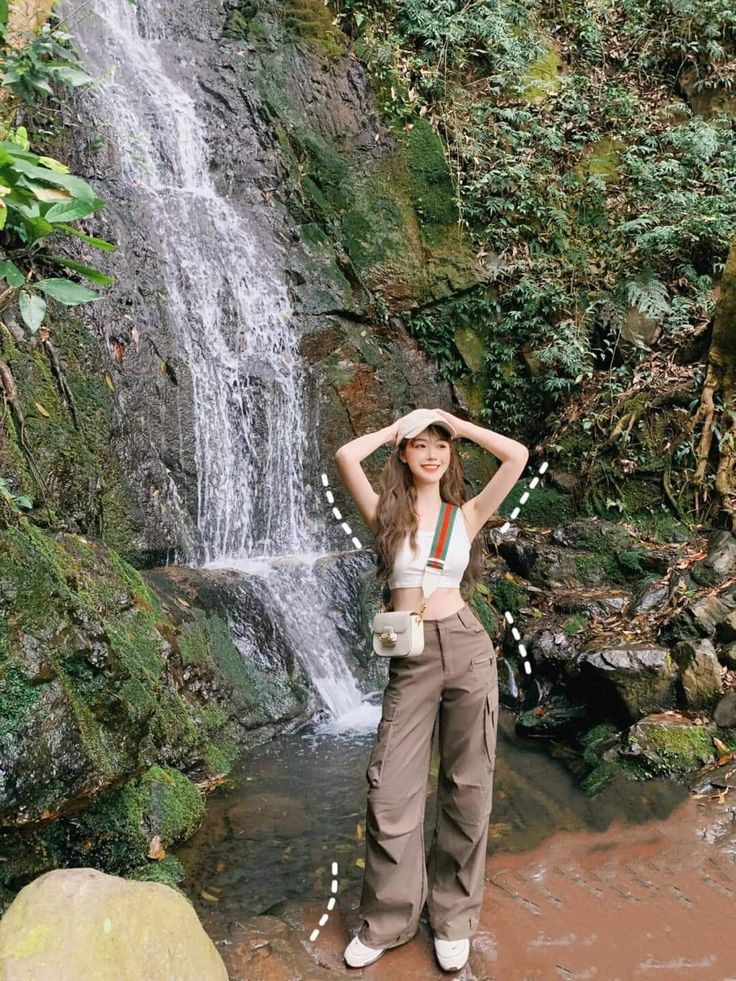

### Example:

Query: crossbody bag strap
xmin=416 ymin=502 xmax=458 ymax=620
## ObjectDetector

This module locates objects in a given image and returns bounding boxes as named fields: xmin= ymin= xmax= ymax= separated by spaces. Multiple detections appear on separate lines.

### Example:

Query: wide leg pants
xmin=358 ymin=604 xmax=500 ymax=948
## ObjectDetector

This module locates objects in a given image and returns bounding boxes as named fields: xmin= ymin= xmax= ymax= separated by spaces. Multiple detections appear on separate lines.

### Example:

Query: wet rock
xmin=496 ymin=657 xmax=536 ymax=709
xmin=703 ymin=531 xmax=736 ymax=576
xmin=223 ymin=914 xmax=335 ymax=979
xmin=0 ymin=868 xmax=227 ymax=979
xmin=670 ymin=639 xmax=724 ymax=712
xmin=0 ymin=525 xmax=240 ymax=831
xmin=627 ymin=579 xmax=670 ymax=616
xmin=718 ymin=642 xmax=736 ymax=669
xmin=576 ymin=646 xmax=677 ymax=725
xmin=516 ymin=697 xmax=588 ymax=738
xmin=691 ymin=593 xmax=736 ymax=637
xmin=624 ymin=711 xmax=715 ymax=778
xmin=715 ymin=609 xmax=736 ymax=644
xmin=530 ymin=627 xmax=577 ymax=675
xmin=714 ymin=692 xmax=736 ymax=728
xmin=553 ymin=589 xmax=628 ymax=618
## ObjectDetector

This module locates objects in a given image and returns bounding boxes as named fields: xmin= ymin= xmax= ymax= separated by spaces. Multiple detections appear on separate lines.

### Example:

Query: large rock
xmin=624 ymin=711 xmax=716 ymax=778
xmin=670 ymin=639 xmax=724 ymax=712
xmin=577 ymin=646 xmax=677 ymax=724
xmin=714 ymin=692 xmax=736 ymax=729
xmin=0 ymin=868 xmax=227 ymax=980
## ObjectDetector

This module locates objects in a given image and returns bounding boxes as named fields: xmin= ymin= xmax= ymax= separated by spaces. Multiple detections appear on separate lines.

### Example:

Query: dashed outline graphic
xmin=307 ymin=456 xmax=547 ymax=941
xmin=308 ymin=860 xmax=339 ymax=942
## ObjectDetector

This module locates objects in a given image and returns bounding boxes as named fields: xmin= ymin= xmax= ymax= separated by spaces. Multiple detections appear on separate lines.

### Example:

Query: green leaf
xmin=49 ymin=256 xmax=114 ymax=286
xmin=55 ymin=223 xmax=117 ymax=252
xmin=50 ymin=66 xmax=93 ymax=89
xmin=37 ymin=155 xmax=70 ymax=174
xmin=5 ymin=153 xmax=100 ymax=205
xmin=0 ymin=259 xmax=25 ymax=287
xmin=35 ymin=278 xmax=100 ymax=305
xmin=19 ymin=291 xmax=47 ymax=333
xmin=12 ymin=126 xmax=30 ymax=152
xmin=0 ymin=200 xmax=6 ymax=231
xmin=44 ymin=198 xmax=98 ymax=223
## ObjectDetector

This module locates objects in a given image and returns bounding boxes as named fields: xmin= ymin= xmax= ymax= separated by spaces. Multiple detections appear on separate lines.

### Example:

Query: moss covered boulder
xmin=623 ymin=711 xmax=725 ymax=778
xmin=0 ymin=867 xmax=227 ymax=980
xmin=0 ymin=520 xmax=240 ymax=830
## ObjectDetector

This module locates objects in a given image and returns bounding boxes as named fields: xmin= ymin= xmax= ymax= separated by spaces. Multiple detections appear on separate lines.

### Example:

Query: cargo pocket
xmin=457 ymin=606 xmax=485 ymax=633
xmin=366 ymin=689 xmax=399 ymax=789
xmin=483 ymin=690 xmax=499 ymax=770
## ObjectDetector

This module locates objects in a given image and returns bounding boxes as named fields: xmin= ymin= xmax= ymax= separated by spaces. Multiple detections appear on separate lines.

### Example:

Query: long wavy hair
xmin=373 ymin=424 xmax=485 ymax=601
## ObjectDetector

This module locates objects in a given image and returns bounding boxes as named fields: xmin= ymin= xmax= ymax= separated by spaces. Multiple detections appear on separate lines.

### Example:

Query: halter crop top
xmin=388 ymin=510 xmax=471 ymax=590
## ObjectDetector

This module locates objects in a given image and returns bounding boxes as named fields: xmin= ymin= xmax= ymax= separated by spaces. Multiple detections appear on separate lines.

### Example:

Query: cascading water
xmin=69 ymin=0 xmax=376 ymax=728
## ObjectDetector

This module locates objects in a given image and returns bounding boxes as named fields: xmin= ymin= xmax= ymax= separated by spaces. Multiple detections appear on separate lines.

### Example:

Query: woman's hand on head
xmin=433 ymin=408 xmax=465 ymax=435
xmin=386 ymin=418 xmax=403 ymax=446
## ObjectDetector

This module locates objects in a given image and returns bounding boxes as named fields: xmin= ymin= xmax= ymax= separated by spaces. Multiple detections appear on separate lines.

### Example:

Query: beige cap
xmin=394 ymin=408 xmax=457 ymax=446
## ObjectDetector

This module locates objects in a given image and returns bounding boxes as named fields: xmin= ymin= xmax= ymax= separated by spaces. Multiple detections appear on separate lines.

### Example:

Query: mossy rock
xmin=625 ymin=713 xmax=718 ymax=778
xmin=574 ymin=137 xmax=623 ymax=185
xmin=54 ymin=766 xmax=205 ymax=876
xmin=0 ymin=521 xmax=239 ymax=829
xmin=517 ymin=45 xmax=563 ymax=103
xmin=0 ymin=318 xmax=142 ymax=565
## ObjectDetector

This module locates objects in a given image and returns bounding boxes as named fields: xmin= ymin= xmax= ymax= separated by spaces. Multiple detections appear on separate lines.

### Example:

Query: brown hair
xmin=373 ymin=424 xmax=485 ymax=599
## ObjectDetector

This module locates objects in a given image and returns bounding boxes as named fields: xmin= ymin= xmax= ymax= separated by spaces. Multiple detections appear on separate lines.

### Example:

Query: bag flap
xmin=372 ymin=612 xmax=412 ymax=634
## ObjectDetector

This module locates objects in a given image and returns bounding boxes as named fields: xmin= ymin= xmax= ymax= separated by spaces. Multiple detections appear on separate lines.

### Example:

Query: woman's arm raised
xmin=435 ymin=409 xmax=529 ymax=539
xmin=333 ymin=422 xmax=399 ymax=533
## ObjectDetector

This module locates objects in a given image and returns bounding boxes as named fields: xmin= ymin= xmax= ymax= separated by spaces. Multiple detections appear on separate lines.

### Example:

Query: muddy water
xmin=176 ymin=710 xmax=688 ymax=938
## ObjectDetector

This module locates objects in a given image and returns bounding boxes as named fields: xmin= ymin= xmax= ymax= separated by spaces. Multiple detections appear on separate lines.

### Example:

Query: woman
xmin=334 ymin=407 xmax=529 ymax=972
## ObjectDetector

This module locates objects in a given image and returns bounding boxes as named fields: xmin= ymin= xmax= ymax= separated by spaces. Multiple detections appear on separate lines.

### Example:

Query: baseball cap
xmin=394 ymin=408 xmax=457 ymax=446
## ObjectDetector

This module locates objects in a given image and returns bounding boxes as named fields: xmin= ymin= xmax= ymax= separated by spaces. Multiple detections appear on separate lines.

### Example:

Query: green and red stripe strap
xmin=426 ymin=501 xmax=457 ymax=572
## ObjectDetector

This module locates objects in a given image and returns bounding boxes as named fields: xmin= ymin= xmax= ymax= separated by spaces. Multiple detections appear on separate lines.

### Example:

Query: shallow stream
xmin=176 ymin=709 xmax=687 ymax=938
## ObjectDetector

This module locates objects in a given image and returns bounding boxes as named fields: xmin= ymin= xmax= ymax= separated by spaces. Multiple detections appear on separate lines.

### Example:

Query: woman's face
xmin=399 ymin=428 xmax=452 ymax=485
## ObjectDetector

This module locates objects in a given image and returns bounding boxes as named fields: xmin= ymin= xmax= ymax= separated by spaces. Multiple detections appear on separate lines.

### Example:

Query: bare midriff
xmin=390 ymin=586 xmax=465 ymax=621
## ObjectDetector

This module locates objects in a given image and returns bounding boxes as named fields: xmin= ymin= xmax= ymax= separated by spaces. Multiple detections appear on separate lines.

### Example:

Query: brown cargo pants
xmin=358 ymin=604 xmax=500 ymax=949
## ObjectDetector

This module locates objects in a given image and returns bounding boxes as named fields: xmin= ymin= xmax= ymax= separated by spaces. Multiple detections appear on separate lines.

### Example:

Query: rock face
xmin=60 ymin=0 xmax=486 ymax=559
xmin=577 ymin=647 xmax=678 ymax=725
xmin=0 ymin=519 xmax=327 ymax=901
xmin=0 ymin=868 xmax=227 ymax=980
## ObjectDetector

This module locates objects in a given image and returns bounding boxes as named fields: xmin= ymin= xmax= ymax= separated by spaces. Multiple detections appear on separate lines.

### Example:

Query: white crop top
xmin=388 ymin=515 xmax=471 ymax=590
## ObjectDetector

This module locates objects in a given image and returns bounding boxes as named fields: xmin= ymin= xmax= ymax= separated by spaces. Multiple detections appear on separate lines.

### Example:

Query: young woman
xmin=334 ymin=407 xmax=529 ymax=972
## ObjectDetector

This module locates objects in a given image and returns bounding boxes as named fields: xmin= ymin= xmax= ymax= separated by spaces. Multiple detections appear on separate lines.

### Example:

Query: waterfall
xmin=69 ymin=0 xmax=374 ymax=727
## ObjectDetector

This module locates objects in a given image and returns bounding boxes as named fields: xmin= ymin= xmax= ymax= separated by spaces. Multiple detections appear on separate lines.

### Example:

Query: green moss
xmin=499 ymin=483 xmax=575 ymax=527
xmin=470 ymin=592 xmax=500 ymax=637
xmin=628 ymin=720 xmax=715 ymax=777
xmin=574 ymin=137 xmax=623 ymax=185
xmin=518 ymin=45 xmax=563 ymax=103
xmin=399 ymin=119 xmax=458 ymax=234
xmin=561 ymin=612 xmax=588 ymax=636
xmin=0 ymin=663 xmax=42 ymax=743
xmin=126 ymin=854 xmax=187 ymax=892
xmin=60 ymin=766 xmax=204 ymax=875
xmin=0 ymin=316 xmax=140 ymax=564
xmin=282 ymin=0 xmax=346 ymax=59
xmin=580 ymin=761 xmax=616 ymax=796
xmin=488 ymin=576 xmax=528 ymax=615
xmin=1 ymin=520 xmax=241 ymax=834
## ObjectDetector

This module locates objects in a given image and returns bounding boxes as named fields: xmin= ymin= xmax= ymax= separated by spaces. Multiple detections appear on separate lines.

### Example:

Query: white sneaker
xmin=344 ymin=934 xmax=386 ymax=968
xmin=434 ymin=936 xmax=470 ymax=971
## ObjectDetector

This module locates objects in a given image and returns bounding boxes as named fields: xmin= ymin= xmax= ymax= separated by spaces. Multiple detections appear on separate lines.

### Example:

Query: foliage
xmin=328 ymin=0 xmax=736 ymax=435
xmin=1 ymin=22 xmax=92 ymax=103
xmin=0 ymin=474 xmax=32 ymax=512
xmin=0 ymin=16 xmax=113 ymax=335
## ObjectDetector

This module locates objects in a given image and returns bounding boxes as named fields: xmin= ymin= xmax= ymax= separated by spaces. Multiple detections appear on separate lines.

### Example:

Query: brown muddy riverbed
xmin=176 ymin=712 xmax=736 ymax=979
